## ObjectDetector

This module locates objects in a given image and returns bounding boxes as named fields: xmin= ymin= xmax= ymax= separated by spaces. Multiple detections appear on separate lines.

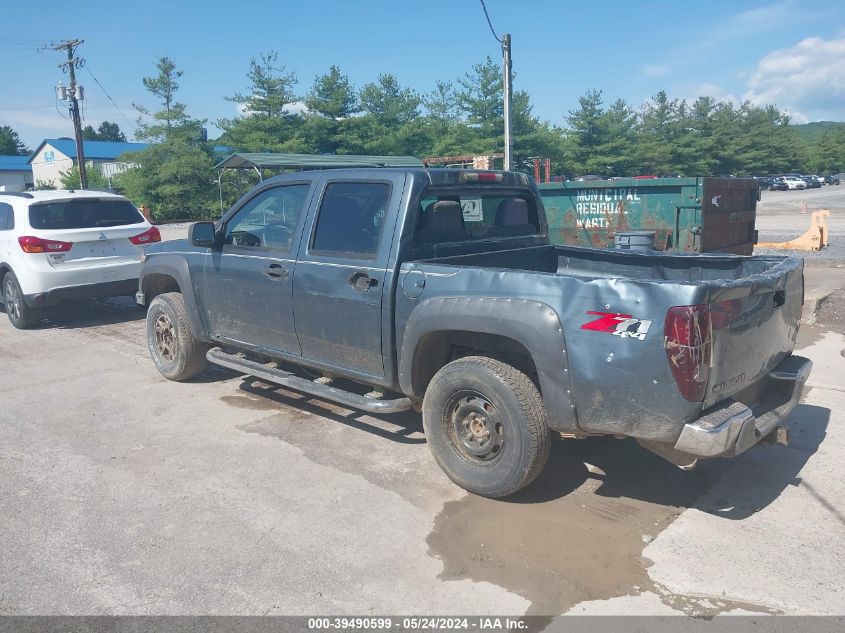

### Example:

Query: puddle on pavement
xmin=221 ymin=393 xmax=284 ymax=411
xmin=229 ymin=380 xmax=442 ymax=508
xmin=426 ymin=438 xmax=773 ymax=616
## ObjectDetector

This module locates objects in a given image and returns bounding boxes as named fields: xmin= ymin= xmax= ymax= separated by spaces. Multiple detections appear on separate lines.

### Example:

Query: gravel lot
xmin=756 ymin=185 xmax=845 ymax=262
xmin=1 ymin=208 xmax=844 ymax=620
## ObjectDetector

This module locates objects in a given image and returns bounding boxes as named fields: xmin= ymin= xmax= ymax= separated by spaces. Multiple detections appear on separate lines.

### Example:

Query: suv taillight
xmin=664 ymin=305 xmax=711 ymax=402
xmin=18 ymin=236 xmax=73 ymax=253
xmin=129 ymin=226 xmax=161 ymax=245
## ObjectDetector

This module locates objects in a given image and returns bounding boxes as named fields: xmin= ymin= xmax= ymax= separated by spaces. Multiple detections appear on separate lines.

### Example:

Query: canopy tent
xmin=214 ymin=152 xmax=425 ymax=212
xmin=215 ymin=152 xmax=424 ymax=172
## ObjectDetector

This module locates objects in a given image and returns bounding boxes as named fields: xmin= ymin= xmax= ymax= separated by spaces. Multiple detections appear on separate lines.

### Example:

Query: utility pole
xmin=50 ymin=39 xmax=88 ymax=189
xmin=502 ymin=33 xmax=513 ymax=171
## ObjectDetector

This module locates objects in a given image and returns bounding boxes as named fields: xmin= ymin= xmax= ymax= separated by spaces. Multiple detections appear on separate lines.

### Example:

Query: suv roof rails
xmin=82 ymin=187 xmax=121 ymax=194
xmin=0 ymin=191 xmax=34 ymax=198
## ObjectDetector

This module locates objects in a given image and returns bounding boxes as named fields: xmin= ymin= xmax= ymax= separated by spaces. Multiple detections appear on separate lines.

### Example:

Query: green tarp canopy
xmin=215 ymin=152 xmax=424 ymax=171
xmin=214 ymin=152 xmax=425 ymax=212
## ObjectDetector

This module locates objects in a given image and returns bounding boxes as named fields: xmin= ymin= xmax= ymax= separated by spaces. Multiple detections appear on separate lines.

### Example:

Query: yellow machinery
xmin=756 ymin=210 xmax=831 ymax=252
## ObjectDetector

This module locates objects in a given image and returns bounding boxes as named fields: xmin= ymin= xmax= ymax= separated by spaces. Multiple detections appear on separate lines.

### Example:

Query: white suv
xmin=0 ymin=190 xmax=159 ymax=329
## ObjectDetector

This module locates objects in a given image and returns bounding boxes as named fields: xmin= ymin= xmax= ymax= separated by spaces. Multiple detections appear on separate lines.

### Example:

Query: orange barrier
xmin=757 ymin=210 xmax=831 ymax=251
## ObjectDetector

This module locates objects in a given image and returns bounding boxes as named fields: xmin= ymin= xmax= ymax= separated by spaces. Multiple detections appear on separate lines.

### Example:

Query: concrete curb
xmin=803 ymin=288 xmax=843 ymax=325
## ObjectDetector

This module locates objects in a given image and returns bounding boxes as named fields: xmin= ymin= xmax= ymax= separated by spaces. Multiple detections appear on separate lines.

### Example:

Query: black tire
xmin=146 ymin=292 xmax=209 ymax=381
xmin=2 ymin=271 xmax=37 ymax=329
xmin=422 ymin=356 xmax=550 ymax=498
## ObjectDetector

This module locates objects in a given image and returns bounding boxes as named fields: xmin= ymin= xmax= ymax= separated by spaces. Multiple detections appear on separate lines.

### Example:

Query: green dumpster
xmin=538 ymin=177 xmax=758 ymax=255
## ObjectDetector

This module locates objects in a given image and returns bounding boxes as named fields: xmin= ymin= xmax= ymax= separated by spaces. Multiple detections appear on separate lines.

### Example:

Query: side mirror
xmin=189 ymin=221 xmax=217 ymax=248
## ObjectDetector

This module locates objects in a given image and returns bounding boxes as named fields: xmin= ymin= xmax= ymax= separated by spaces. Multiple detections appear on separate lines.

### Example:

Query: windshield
xmin=417 ymin=189 xmax=541 ymax=245
xmin=29 ymin=198 xmax=144 ymax=230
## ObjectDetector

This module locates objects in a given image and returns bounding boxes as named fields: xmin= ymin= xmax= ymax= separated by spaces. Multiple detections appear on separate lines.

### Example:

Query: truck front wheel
xmin=146 ymin=292 xmax=209 ymax=381
xmin=422 ymin=356 xmax=550 ymax=498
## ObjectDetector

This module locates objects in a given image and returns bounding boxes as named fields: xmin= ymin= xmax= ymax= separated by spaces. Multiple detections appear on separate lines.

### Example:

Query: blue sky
xmin=2 ymin=0 xmax=844 ymax=149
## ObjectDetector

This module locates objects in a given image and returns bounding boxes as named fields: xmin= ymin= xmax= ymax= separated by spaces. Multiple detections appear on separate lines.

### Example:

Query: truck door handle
xmin=349 ymin=271 xmax=378 ymax=292
xmin=263 ymin=263 xmax=289 ymax=280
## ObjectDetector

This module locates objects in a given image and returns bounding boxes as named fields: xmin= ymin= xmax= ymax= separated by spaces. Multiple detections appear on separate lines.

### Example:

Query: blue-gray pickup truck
xmin=137 ymin=168 xmax=811 ymax=498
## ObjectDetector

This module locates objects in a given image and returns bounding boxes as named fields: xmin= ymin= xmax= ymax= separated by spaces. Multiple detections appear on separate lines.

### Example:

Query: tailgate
xmin=704 ymin=257 xmax=804 ymax=407
xmin=40 ymin=226 xmax=143 ymax=269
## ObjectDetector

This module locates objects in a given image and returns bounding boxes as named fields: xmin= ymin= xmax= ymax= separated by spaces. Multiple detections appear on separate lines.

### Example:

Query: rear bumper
xmin=24 ymin=279 xmax=139 ymax=307
xmin=674 ymin=355 xmax=812 ymax=458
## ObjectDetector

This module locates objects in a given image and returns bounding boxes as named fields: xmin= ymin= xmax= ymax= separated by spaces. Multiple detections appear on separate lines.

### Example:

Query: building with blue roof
xmin=28 ymin=138 xmax=148 ymax=187
xmin=0 ymin=155 xmax=34 ymax=192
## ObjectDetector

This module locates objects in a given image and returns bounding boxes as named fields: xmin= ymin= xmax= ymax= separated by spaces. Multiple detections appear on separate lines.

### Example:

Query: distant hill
xmin=792 ymin=121 xmax=845 ymax=142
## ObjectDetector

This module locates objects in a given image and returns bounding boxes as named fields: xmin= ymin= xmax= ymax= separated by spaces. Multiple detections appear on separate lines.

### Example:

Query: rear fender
xmin=399 ymin=296 xmax=578 ymax=432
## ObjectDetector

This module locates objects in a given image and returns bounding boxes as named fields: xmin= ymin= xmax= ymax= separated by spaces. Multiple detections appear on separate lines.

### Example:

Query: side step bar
xmin=206 ymin=347 xmax=412 ymax=414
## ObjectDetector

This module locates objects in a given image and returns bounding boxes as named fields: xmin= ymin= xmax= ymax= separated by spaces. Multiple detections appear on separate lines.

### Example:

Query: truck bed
xmin=423 ymin=243 xmax=792 ymax=282
xmin=405 ymin=244 xmax=803 ymax=439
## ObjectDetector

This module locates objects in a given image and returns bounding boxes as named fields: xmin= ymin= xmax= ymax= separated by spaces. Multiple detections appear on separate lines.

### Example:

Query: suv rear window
xmin=417 ymin=189 xmax=541 ymax=245
xmin=29 ymin=199 xmax=144 ymax=230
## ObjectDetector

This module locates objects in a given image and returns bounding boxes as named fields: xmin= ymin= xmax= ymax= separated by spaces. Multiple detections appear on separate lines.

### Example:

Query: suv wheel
xmin=422 ymin=356 xmax=550 ymax=498
xmin=2 ymin=271 xmax=37 ymax=329
xmin=146 ymin=292 xmax=209 ymax=381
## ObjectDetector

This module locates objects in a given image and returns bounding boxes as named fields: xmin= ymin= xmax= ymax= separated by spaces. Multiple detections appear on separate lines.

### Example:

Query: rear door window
xmin=29 ymin=199 xmax=144 ymax=230
xmin=416 ymin=190 xmax=541 ymax=245
xmin=310 ymin=182 xmax=391 ymax=259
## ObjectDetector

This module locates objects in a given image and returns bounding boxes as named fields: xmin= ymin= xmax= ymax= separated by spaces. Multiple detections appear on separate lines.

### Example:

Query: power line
xmin=479 ymin=0 xmax=502 ymax=43
xmin=85 ymin=65 xmax=135 ymax=130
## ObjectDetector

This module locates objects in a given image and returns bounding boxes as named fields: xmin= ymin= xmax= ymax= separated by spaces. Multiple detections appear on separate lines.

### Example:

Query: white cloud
xmin=696 ymin=1 xmax=801 ymax=48
xmin=687 ymin=83 xmax=739 ymax=104
xmin=744 ymin=36 xmax=845 ymax=121
xmin=285 ymin=101 xmax=309 ymax=115
xmin=235 ymin=100 xmax=309 ymax=116
xmin=639 ymin=1 xmax=808 ymax=79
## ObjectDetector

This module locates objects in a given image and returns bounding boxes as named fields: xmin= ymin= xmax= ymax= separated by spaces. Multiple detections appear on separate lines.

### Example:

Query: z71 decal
xmin=581 ymin=311 xmax=653 ymax=341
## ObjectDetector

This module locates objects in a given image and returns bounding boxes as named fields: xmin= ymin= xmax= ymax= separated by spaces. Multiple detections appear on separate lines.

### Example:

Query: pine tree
xmin=305 ymin=65 xmax=357 ymax=120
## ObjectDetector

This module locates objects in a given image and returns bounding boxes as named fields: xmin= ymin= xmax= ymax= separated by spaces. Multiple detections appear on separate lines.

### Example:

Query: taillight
xmin=18 ymin=236 xmax=73 ymax=253
xmin=129 ymin=226 xmax=161 ymax=245
xmin=664 ymin=305 xmax=711 ymax=402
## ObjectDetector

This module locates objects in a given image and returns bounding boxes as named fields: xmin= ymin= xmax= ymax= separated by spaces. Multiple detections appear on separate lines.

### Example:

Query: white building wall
xmin=30 ymin=144 xmax=73 ymax=187
xmin=99 ymin=161 xmax=136 ymax=178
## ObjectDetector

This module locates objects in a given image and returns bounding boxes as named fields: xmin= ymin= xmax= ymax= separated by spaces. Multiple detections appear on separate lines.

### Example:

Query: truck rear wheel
xmin=146 ymin=292 xmax=209 ymax=381
xmin=422 ymin=356 xmax=550 ymax=498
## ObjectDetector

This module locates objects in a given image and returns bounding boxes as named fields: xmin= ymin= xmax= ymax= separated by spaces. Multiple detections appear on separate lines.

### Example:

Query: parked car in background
xmin=824 ymin=174 xmax=840 ymax=185
xmin=782 ymin=176 xmax=807 ymax=190
xmin=802 ymin=175 xmax=822 ymax=189
xmin=0 ymin=190 xmax=159 ymax=329
xmin=834 ymin=173 xmax=845 ymax=183
xmin=575 ymin=175 xmax=604 ymax=181
xmin=755 ymin=176 xmax=776 ymax=189
xmin=768 ymin=177 xmax=789 ymax=191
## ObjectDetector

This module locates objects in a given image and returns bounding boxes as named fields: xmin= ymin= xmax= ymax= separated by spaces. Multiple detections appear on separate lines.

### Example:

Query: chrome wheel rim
xmin=154 ymin=314 xmax=176 ymax=362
